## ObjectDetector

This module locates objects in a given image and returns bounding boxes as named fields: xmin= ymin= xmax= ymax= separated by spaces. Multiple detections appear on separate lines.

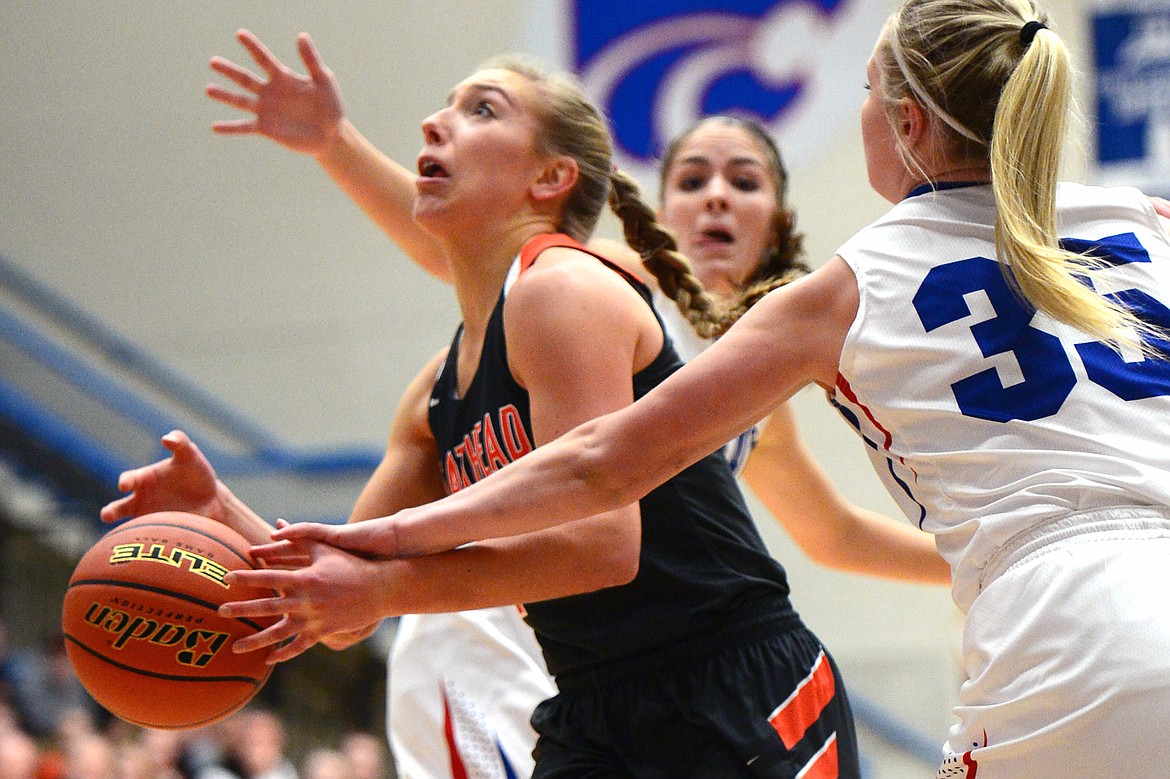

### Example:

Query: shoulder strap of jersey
xmin=519 ymin=233 xmax=649 ymax=290
xmin=519 ymin=233 xmax=585 ymax=272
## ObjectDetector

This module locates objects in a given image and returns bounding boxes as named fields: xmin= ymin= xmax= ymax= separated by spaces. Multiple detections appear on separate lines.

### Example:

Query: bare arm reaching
xmin=260 ymin=256 xmax=859 ymax=560
xmin=223 ymin=249 xmax=665 ymax=660
xmin=207 ymin=29 xmax=449 ymax=280
xmin=742 ymin=404 xmax=949 ymax=584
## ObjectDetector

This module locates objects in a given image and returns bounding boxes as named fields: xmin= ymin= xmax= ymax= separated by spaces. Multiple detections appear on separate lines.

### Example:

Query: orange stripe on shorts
xmin=796 ymin=732 xmax=838 ymax=779
xmin=768 ymin=649 xmax=835 ymax=749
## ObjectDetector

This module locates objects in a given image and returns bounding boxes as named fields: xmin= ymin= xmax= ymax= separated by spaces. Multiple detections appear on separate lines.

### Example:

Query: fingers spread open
xmin=249 ymin=540 xmax=312 ymax=569
xmin=100 ymin=495 xmax=135 ymax=524
xmin=211 ymin=119 xmax=261 ymax=136
xmin=115 ymin=466 xmax=145 ymax=493
xmin=219 ymin=593 xmax=289 ymax=621
xmin=296 ymin=33 xmax=330 ymax=84
xmin=223 ymin=568 xmax=296 ymax=595
xmin=207 ymin=83 xmax=258 ymax=113
xmin=236 ymin=29 xmax=284 ymax=78
xmin=161 ymin=430 xmax=193 ymax=455
xmin=267 ymin=631 xmax=318 ymax=663
xmin=209 ymin=57 xmax=265 ymax=93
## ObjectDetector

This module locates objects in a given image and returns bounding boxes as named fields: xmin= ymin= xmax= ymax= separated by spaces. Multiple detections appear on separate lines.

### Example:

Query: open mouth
xmin=701 ymin=228 xmax=734 ymax=244
xmin=417 ymin=157 xmax=449 ymax=178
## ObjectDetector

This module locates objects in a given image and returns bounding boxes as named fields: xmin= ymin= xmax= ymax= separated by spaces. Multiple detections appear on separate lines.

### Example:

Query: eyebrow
xmin=675 ymin=155 xmax=767 ymax=168
xmin=446 ymin=83 xmax=514 ymax=108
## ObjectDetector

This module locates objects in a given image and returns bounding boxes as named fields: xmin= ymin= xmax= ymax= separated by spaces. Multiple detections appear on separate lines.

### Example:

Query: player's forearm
xmin=316 ymin=119 xmax=450 ymax=280
xmin=818 ymin=509 xmax=949 ymax=584
xmin=385 ymin=512 xmax=640 ymax=614
xmin=744 ymin=463 xmax=948 ymax=584
xmin=392 ymin=361 xmax=764 ymax=557
xmin=391 ymin=418 xmax=644 ymax=556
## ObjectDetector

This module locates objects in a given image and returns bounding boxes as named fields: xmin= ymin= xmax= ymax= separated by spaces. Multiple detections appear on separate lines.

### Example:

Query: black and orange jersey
xmin=427 ymin=233 xmax=793 ymax=677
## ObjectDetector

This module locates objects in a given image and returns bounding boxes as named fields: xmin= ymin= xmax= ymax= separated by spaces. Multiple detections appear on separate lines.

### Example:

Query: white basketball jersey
xmin=833 ymin=182 xmax=1170 ymax=612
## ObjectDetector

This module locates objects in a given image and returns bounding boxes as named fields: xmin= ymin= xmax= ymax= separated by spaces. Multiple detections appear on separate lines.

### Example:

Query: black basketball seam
xmin=67 ymin=578 xmax=271 ymax=632
xmin=106 ymin=519 xmax=253 ymax=565
xmin=62 ymin=634 xmax=267 ymax=686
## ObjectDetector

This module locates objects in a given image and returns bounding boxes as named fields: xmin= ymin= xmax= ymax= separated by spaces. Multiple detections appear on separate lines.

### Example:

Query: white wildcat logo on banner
xmin=517 ymin=0 xmax=890 ymax=189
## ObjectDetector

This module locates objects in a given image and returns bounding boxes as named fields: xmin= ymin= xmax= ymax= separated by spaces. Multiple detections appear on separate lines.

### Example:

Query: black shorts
xmin=531 ymin=612 xmax=860 ymax=779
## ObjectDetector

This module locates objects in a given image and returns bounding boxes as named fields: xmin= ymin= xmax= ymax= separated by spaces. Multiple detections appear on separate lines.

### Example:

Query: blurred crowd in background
xmin=0 ymin=620 xmax=395 ymax=779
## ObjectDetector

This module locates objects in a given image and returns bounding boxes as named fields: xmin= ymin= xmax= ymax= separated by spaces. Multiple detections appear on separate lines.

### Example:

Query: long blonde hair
xmin=879 ymin=0 xmax=1156 ymax=352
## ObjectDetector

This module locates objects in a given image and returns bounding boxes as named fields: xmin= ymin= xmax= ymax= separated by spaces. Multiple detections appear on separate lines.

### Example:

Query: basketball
xmin=61 ymin=511 xmax=278 ymax=729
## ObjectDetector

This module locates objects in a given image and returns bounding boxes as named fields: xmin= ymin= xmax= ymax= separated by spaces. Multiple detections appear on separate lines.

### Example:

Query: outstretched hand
xmin=250 ymin=516 xmax=401 ymax=564
xmin=100 ymin=430 xmax=221 ymax=524
xmin=208 ymin=29 xmax=344 ymax=155
xmin=219 ymin=540 xmax=392 ymax=662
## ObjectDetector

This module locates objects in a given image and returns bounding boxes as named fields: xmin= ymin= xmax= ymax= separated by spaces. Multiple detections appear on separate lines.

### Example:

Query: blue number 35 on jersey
xmin=912 ymin=231 xmax=1170 ymax=423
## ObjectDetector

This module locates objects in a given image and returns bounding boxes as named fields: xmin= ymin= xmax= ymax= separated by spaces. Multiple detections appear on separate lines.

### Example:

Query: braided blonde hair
xmin=607 ymin=169 xmax=728 ymax=338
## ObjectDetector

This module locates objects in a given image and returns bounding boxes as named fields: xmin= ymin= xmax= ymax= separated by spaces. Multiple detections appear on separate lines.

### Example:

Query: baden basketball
xmin=61 ymin=511 xmax=278 ymax=729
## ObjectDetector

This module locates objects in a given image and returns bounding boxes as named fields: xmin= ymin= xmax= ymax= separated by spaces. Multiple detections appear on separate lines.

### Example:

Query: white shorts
xmin=388 ymin=608 xmax=556 ymax=779
xmin=938 ymin=506 xmax=1170 ymax=778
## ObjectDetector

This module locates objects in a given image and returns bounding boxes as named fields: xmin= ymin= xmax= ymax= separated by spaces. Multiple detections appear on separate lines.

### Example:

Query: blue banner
xmin=520 ymin=0 xmax=890 ymax=186
xmin=1092 ymin=4 xmax=1170 ymax=196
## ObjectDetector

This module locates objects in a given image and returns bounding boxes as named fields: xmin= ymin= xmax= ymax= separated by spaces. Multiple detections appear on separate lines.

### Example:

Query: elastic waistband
xmin=980 ymin=506 xmax=1170 ymax=593
xmin=554 ymin=594 xmax=800 ymax=692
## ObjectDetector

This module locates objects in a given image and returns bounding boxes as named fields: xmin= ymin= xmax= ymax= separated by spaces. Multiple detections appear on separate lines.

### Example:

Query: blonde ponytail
xmin=990 ymin=17 xmax=1149 ymax=351
xmin=882 ymin=0 xmax=1158 ymax=353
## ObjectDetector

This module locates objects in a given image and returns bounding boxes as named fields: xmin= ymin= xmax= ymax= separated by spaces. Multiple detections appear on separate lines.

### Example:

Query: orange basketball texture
xmin=61 ymin=512 xmax=278 ymax=729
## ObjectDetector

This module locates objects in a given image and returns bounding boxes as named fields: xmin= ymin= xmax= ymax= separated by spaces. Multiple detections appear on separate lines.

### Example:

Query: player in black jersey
xmin=224 ymin=3 xmax=1170 ymax=777
xmin=104 ymin=57 xmax=860 ymax=778
xmin=197 ymin=30 xmax=948 ymax=586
